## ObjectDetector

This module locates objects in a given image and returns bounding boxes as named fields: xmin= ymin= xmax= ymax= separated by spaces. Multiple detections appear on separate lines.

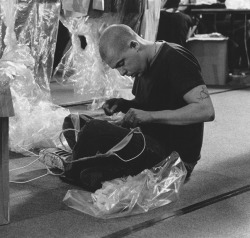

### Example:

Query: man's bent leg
xmin=65 ymin=120 xmax=167 ymax=191
xmin=62 ymin=114 xmax=92 ymax=150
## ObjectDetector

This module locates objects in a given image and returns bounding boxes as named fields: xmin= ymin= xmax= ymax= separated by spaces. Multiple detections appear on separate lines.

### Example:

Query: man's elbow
xmin=205 ymin=105 xmax=215 ymax=122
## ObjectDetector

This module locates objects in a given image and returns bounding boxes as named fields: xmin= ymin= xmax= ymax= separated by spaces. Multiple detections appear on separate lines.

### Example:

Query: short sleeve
xmin=167 ymin=45 xmax=205 ymax=97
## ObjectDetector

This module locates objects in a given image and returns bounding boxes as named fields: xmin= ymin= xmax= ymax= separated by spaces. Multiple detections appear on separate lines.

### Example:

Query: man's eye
xmin=116 ymin=60 xmax=124 ymax=68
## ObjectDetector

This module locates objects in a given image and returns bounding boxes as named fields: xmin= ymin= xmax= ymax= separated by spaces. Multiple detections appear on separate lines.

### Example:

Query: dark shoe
xmin=183 ymin=161 xmax=197 ymax=183
xmin=79 ymin=166 xmax=125 ymax=192
xmin=184 ymin=175 xmax=191 ymax=184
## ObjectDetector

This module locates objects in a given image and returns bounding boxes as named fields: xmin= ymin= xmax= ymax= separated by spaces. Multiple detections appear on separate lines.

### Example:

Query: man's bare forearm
xmin=150 ymin=102 xmax=214 ymax=125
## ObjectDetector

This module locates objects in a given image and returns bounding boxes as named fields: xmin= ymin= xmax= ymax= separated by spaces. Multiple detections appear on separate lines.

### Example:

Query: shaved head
xmin=99 ymin=24 xmax=138 ymax=63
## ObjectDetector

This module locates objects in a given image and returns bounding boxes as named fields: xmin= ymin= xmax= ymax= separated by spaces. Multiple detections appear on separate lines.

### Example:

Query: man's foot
xmin=39 ymin=148 xmax=72 ymax=171
xmin=183 ymin=161 xmax=197 ymax=183
xmin=184 ymin=175 xmax=191 ymax=184
xmin=79 ymin=166 xmax=125 ymax=192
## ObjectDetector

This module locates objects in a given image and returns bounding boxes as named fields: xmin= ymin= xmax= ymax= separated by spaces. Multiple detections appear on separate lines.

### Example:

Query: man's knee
xmin=62 ymin=114 xmax=73 ymax=130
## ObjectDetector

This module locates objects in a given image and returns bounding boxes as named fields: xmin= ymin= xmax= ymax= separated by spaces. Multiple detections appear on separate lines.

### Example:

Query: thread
xmin=9 ymin=126 xmax=146 ymax=183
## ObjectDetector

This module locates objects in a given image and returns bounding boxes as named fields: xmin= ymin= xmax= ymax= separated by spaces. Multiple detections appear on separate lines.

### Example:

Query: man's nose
xmin=117 ymin=67 xmax=126 ymax=76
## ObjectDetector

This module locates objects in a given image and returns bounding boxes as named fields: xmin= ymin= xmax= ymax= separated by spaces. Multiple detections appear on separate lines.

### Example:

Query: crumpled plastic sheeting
xmin=0 ymin=45 xmax=36 ymax=94
xmin=54 ymin=15 xmax=133 ymax=101
xmin=0 ymin=0 xmax=70 ymax=154
xmin=0 ymin=0 xmax=17 ymax=58
xmin=9 ymin=97 xmax=70 ymax=154
xmin=63 ymin=152 xmax=187 ymax=219
xmin=15 ymin=0 xmax=61 ymax=92
xmin=1 ymin=44 xmax=70 ymax=154
xmin=54 ymin=0 xmax=148 ymax=104
xmin=140 ymin=0 xmax=161 ymax=42
xmin=0 ymin=0 xmax=61 ymax=92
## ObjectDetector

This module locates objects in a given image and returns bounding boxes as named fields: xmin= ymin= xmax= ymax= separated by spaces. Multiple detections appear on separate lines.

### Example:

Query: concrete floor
xmin=1 ymin=81 xmax=250 ymax=238
xmin=50 ymin=81 xmax=250 ymax=237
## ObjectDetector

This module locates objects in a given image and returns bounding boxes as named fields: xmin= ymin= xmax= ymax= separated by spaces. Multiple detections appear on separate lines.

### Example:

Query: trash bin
xmin=187 ymin=34 xmax=229 ymax=85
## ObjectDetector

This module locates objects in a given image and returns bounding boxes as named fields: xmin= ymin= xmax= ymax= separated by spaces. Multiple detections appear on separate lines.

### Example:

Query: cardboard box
xmin=187 ymin=36 xmax=229 ymax=85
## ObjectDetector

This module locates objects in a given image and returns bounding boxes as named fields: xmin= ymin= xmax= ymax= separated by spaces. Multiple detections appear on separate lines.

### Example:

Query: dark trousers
xmin=62 ymin=114 xmax=167 ymax=179
xmin=62 ymin=114 xmax=198 ymax=188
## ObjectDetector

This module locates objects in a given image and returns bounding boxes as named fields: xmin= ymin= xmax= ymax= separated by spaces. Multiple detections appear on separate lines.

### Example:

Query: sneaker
xmin=183 ymin=161 xmax=197 ymax=183
xmin=79 ymin=166 xmax=125 ymax=192
xmin=39 ymin=148 xmax=72 ymax=171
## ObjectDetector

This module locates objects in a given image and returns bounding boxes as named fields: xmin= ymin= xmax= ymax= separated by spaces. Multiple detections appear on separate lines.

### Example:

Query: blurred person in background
xmin=156 ymin=0 xmax=197 ymax=47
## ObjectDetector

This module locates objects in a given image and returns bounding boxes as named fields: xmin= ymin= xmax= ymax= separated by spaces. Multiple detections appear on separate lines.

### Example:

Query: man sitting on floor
xmin=62 ymin=24 xmax=215 ymax=191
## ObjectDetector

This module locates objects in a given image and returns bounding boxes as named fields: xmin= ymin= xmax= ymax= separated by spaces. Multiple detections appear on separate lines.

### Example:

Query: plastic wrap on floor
xmin=63 ymin=152 xmax=187 ymax=219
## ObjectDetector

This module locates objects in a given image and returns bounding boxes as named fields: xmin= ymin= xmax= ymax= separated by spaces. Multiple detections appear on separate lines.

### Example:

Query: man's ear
xmin=98 ymin=23 xmax=109 ymax=38
xmin=130 ymin=40 xmax=139 ymax=51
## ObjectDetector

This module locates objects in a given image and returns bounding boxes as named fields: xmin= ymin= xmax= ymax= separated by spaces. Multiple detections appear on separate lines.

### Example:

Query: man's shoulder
xmin=152 ymin=42 xmax=185 ymax=75
xmin=159 ymin=41 xmax=186 ymax=56
xmin=157 ymin=41 xmax=198 ymax=63
xmin=155 ymin=42 xmax=174 ymax=64
xmin=157 ymin=42 xmax=201 ymax=72
xmin=154 ymin=42 xmax=188 ymax=68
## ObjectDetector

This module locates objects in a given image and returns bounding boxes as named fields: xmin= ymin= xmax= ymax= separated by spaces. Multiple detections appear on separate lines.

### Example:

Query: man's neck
xmin=149 ymin=42 xmax=163 ymax=67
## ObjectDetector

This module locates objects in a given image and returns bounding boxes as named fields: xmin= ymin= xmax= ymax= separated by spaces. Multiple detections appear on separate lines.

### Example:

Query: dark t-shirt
xmin=156 ymin=10 xmax=193 ymax=47
xmin=132 ymin=42 xmax=204 ymax=164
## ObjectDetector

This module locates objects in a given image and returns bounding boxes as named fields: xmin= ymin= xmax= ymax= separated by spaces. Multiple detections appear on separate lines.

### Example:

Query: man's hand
xmin=121 ymin=108 xmax=152 ymax=128
xmin=102 ymin=98 xmax=126 ymax=116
